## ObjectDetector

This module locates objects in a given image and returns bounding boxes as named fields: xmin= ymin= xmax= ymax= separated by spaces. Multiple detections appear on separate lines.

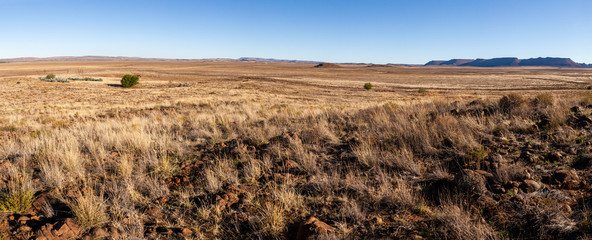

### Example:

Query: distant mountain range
xmin=426 ymin=57 xmax=591 ymax=68
xmin=0 ymin=56 xmax=193 ymax=63
xmin=1 ymin=56 xmax=589 ymax=68
xmin=0 ymin=56 xmax=320 ymax=64
xmin=238 ymin=57 xmax=321 ymax=63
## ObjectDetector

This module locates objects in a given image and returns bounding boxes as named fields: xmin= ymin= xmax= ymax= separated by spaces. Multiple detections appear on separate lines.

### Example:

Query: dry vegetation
xmin=1 ymin=61 xmax=592 ymax=239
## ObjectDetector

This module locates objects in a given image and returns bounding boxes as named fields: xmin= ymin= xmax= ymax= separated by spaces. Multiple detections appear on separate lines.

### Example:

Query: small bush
xmin=418 ymin=88 xmax=427 ymax=93
xmin=0 ymin=181 xmax=35 ymax=214
xmin=0 ymin=191 xmax=35 ymax=213
xmin=177 ymin=82 xmax=191 ymax=87
xmin=532 ymin=93 xmax=554 ymax=107
xmin=498 ymin=93 xmax=525 ymax=113
xmin=364 ymin=83 xmax=373 ymax=90
xmin=46 ymin=73 xmax=56 ymax=79
xmin=580 ymin=96 xmax=592 ymax=107
xmin=68 ymin=77 xmax=103 ymax=82
xmin=467 ymin=146 xmax=487 ymax=169
xmin=121 ymin=74 xmax=140 ymax=88
xmin=40 ymin=77 xmax=69 ymax=83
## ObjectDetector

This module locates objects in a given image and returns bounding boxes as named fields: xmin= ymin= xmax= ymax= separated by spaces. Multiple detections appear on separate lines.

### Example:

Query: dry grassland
xmin=1 ymin=60 xmax=592 ymax=239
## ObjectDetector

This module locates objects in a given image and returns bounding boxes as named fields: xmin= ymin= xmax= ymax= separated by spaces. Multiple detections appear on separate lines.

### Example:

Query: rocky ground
xmin=1 ymin=94 xmax=592 ymax=239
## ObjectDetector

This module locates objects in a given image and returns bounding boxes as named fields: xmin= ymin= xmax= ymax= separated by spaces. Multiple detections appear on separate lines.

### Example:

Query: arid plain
xmin=1 ymin=61 xmax=592 ymax=239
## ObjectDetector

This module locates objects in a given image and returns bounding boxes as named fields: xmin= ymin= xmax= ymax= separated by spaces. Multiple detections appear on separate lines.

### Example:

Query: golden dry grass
xmin=1 ymin=60 xmax=592 ymax=239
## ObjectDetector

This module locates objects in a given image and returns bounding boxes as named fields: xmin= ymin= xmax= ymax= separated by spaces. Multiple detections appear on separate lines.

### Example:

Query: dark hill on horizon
xmin=314 ymin=63 xmax=342 ymax=68
xmin=426 ymin=59 xmax=474 ymax=66
xmin=426 ymin=57 xmax=589 ymax=68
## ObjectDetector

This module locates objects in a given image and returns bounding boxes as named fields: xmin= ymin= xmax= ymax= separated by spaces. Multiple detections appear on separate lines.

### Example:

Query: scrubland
xmin=1 ymin=61 xmax=592 ymax=239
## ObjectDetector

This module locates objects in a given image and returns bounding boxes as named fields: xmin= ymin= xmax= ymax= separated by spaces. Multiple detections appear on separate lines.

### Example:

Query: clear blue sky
xmin=1 ymin=0 xmax=590 ymax=64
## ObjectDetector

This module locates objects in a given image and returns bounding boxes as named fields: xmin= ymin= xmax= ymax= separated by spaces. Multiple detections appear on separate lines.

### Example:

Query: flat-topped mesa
xmin=424 ymin=59 xmax=474 ymax=66
xmin=461 ymin=57 xmax=520 ymax=67
xmin=519 ymin=57 xmax=582 ymax=68
xmin=425 ymin=57 xmax=589 ymax=68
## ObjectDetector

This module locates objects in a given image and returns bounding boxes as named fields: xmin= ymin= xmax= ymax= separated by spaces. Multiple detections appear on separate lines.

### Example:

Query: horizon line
xmin=0 ymin=55 xmax=589 ymax=66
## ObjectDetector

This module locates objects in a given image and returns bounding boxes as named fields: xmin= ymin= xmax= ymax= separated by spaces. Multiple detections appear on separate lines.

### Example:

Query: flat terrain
xmin=1 ymin=61 xmax=592 ymax=239
xmin=1 ymin=61 xmax=591 ymax=118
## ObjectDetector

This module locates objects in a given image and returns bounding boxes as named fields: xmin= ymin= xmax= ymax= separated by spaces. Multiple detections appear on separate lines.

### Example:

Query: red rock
xmin=155 ymin=197 xmax=168 ymax=205
xmin=91 ymin=227 xmax=108 ymax=237
xmin=108 ymin=226 xmax=121 ymax=238
xmin=216 ymin=192 xmax=240 ymax=209
xmin=18 ymin=215 xmax=30 ymax=224
xmin=19 ymin=225 xmax=32 ymax=232
xmin=552 ymin=170 xmax=580 ymax=189
xmin=474 ymin=170 xmax=494 ymax=180
xmin=0 ymin=220 xmax=9 ymax=232
xmin=181 ymin=228 xmax=193 ymax=236
xmin=292 ymin=217 xmax=335 ymax=240
xmin=520 ymin=180 xmax=541 ymax=193
xmin=37 ymin=218 xmax=82 ymax=238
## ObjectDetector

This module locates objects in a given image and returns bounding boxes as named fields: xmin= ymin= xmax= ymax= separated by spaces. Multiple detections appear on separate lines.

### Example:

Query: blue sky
xmin=1 ymin=0 xmax=590 ymax=64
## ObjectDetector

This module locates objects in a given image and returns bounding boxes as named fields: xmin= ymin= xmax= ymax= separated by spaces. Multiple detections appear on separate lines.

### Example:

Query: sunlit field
xmin=1 ymin=60 xmax=592 ymax=239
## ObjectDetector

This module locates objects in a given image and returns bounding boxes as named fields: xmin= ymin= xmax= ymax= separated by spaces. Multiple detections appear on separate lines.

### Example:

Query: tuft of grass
xmin=68 ymin=189 xmax=107 ymax=230
xmin=364 ymin=82 xmax=373 ymax=90
xmin=436 ymin=203 xmax=496 ymax=240
xmin=259 ymin=201 xmax=286 ymax=236
xmin=418 ymin=88 xmax=427 ymax=93
xmin=580 ymin=96 xmax=592 ymax=106
xmin=532 ymin=93 xmax=554 ymax=107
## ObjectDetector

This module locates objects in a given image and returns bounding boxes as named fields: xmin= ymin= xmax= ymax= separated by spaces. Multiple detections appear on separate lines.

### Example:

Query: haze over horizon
xmin=1 ymin=0 xmax=590 ymax=64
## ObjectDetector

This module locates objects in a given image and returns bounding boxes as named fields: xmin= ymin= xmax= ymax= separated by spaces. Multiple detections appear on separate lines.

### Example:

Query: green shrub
xmin=0 ymin=184 xmax=35 ymax=214
xmin=68 ymin=77 xmax=103 ymax=82
xmin=121 ymin=74 xmax=140 ymax=88
xmin=46 ymin=73 xmax=56 ymax=79
xmin=364 ymin=83 xmax=373 ymax=90
xmin=468 ymin=146 xmax=487 ymax=162
xmin=40 ymin=77 xmax=69 ymax=83
xmin=418 ymin=88 xmax=427 ymax=93
xmin=466 ymin=145 xmax=487 ymax=169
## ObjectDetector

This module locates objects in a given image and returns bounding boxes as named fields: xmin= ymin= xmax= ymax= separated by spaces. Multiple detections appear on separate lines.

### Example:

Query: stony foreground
xmin=1 ymin=93 xmax=592 ymax=239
